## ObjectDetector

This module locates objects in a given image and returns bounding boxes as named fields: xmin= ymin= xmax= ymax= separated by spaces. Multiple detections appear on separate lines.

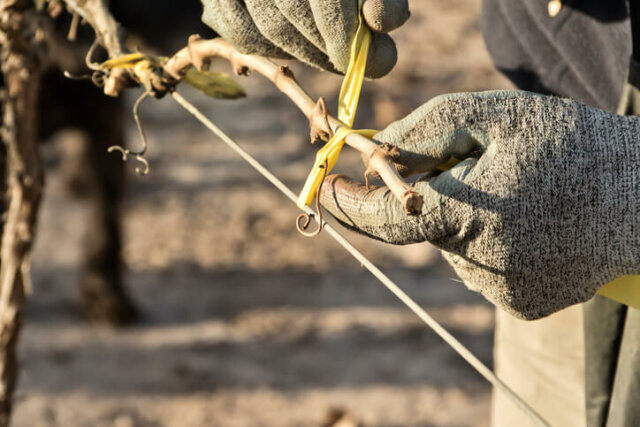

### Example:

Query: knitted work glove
xmin=200 ymin=0 xmax=409 ymax=78
xmin=319 ymin=91 xmax=640 ymax=319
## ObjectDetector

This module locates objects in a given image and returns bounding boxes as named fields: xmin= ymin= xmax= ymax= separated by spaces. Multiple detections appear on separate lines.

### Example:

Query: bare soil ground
xmin=13 ymin=1 xmax=513 ymax=425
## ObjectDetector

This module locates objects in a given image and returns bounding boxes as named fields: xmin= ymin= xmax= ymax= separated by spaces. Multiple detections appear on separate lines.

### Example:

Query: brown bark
xmin=0 ymin=1 xmax=45 ymax=424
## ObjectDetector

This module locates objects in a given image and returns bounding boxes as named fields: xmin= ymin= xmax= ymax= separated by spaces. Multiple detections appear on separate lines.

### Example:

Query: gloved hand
xmin=200 ymin=0 xmax=410 ymax=78
xmin=319 ymin=90 xmax=640 ymax=319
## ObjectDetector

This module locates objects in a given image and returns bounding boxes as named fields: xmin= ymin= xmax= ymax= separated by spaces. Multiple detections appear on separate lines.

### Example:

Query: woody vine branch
xmin=163 ymin=36 xmax=423 ymax=215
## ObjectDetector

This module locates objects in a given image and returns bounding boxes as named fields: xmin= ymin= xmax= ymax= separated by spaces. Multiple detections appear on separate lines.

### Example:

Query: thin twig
xmin=107 ymin=91 xmax=151 ymax=175
xmin=62 ymin=0 xmax=124 ymax=57
xmin=67 ymin=11 xmax=79 ymax=41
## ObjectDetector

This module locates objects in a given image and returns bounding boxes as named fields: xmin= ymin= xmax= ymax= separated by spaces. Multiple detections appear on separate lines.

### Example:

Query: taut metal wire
xmin=170 ymin=90 xmax=550 ymax=427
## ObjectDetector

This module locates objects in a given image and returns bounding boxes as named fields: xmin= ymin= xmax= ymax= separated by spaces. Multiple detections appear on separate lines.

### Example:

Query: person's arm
xmin=199 ymin=0 xmax=409 ymax=78
xmin=319 ymin=90 xmax=640 ymax=320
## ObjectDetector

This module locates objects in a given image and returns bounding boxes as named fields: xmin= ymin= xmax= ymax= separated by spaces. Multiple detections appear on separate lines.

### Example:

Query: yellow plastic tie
xmin=298 ymin=127 xmax=376 ymax=208
xmin=297 ymin=0 xmax=372 ymax=209
xmin=99 ymin=52 xmax=149 ymax=70
xmin=337 ymin=1 xmax=372 ymax=128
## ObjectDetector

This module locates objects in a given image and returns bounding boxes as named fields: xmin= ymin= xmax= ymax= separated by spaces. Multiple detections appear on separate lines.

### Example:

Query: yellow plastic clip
xmin=297 ymin=0 xmax=373 ymax=209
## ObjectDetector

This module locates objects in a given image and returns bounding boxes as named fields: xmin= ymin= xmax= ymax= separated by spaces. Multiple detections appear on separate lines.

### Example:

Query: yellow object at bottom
xmin=597 ymin=276 xmax=640 ymax=310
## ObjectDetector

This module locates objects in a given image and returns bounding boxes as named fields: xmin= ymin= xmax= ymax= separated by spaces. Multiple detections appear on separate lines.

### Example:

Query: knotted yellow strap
xmin=297 ymin=127 xmax=376 ymax=208
xmin=297 ymin=0 xmax=374 ymax=209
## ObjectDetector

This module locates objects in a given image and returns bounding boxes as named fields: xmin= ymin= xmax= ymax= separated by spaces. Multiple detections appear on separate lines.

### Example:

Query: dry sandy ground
xmin=13 ymin=1 xmax=513 ymax=425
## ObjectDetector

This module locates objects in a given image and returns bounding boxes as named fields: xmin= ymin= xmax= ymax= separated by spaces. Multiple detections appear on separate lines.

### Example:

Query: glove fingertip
xmin=201 ymin=0 xmax=289 ymax=58
xmin=362 ymin=0 xmax=410 ymax=33
xmin=319 ymin=174 xmax=428 ymax=245
xmin=365 ymin=33 xmax=397 ymax=79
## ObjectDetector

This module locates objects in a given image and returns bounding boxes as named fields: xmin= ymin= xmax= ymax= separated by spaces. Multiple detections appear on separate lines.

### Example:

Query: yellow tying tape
xmin=99 ymin=52 xmax=149 ymax=70
xmin=337 ymin=1 xmax=372 ymax=127
xmin=297 ymin=0 xmax=372 ymax=209
xmin=297 ymin=127 xmax=376 ymax=208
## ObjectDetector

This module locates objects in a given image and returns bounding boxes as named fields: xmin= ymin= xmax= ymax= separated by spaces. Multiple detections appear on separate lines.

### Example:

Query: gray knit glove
xmin=200 ymin=0 xmax=409 ymax=78
xmin=319 ymin=91 xmax=640 ymax=319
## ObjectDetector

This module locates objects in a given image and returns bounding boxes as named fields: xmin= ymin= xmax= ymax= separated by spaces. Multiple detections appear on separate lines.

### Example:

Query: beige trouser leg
xmin=492 ymin=305 xmax=586 ymax=427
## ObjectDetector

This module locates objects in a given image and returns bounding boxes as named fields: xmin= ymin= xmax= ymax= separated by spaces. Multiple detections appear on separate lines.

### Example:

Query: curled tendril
xmin=107 ymin=91 xmax=152 ymax=176
xmin=85 ymin=37 xmax=102 ymax=71
xmin=64 ymin=37 xmax=110 ymax=87
xmin=107 ymin=146 xmax=150 ymax=176
xmin=91 ymin=71 xmax=107 ymax=87
xmin=63 ymin=70 xmax=91 ymax=81
xmin=296 ymin=159 xmax=328 ymax=237
xmin=63 ymin=69 xmax=108 ymax=89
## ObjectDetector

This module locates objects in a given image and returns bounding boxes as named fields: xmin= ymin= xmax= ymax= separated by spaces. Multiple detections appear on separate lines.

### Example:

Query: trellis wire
xmin=170 ymin=90 xmax=550 ymax=427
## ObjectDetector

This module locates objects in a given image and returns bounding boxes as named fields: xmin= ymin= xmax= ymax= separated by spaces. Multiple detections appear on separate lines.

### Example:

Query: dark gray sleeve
xmin=481 ymin=0 xmax=631 ymax=112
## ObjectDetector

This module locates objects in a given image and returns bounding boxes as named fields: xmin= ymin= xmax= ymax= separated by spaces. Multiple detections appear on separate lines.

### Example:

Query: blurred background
xmin=13 ymin=0 xmax=513 ymax=425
